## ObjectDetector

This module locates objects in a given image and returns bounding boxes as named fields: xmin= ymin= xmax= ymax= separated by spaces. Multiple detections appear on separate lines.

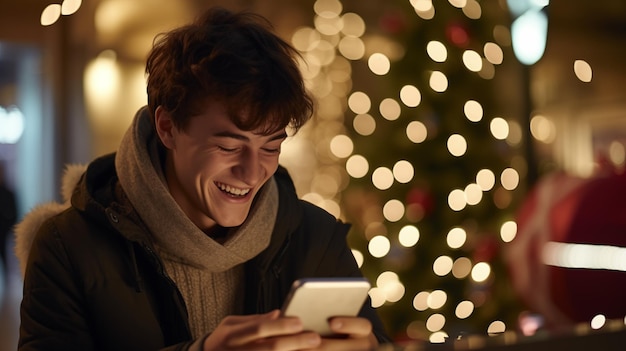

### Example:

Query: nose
xmin=233 ymin=149 xmax=263 ymax=185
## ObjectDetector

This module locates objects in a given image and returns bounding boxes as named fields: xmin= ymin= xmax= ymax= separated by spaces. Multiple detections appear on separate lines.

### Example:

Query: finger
xmin=221 ymin=310 xmax=280 ymax=327
xmin=328 ymin=317 xmax=373 ymax=338
xmin=317 ymin=336 xmax=374 ymax=351
xmin=226 ymin=315 xmax=305 ymax=347
xmin=258 ymin=331 xmax=322 ymax=351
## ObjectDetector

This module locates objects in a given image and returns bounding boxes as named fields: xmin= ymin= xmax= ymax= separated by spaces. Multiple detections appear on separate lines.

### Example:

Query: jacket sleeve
xmin=19 ymin=219 xmax=96 ymax=351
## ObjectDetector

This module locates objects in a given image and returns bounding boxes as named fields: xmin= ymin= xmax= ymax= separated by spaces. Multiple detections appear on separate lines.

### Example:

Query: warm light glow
xmin=329 ymin=134 xmax=354 ymax=158
xmin=462 ymin=0 xmax=482 ymax=19
xmin=591 ymin=315 xmax=606 ymax=329
xmin=380 ymin=98 xmax=402 ymax=121
xmin=542 ymin=242 xmax=626 ymax=272
xmin=377 ymin=271 xmax=405 ymax=302
xmin=41 ymin=4 xmax=62 ymax=26
xmin=400 ymin=85 xmax=422 ymax=107
xmin=426 ymin=290 xmax=448 ymax=310
xmin=314 ymin=0 xmax=343 ymax=18
xmin=609 ymin=141 xmax=626 ymax=166
xmin=413 ymin=291 xmax=430 ymax=311
xmin=341 ymin=12 xmax=366 ymax=37
xmin=427 ymin=41 xmax=448 ymax=62
xmin=471 ymin=262 xmax=491 ymax=282
xmin=447 ymin=134 xmax=467 ymax=157
xmin=353 ymin=114 xmax=376 ymax=136
xmin=426 ymin=314 xmax=446 ymax=332
xmin=372 ymin=167 xmax=394 ymax=190
xmin=464 ymin=183 xmax=483 ymax=205
xmin=448 ymin=0 xmax=467 ymax=8
xmin=346 ymin=154 xmax=369 ymax=178
xmin=351 ymin=249 xmax=364 ymax=268
xmin=452 ymin=257 xmax=472 ymax=279
xmin=479 ymin=59 xmax=496 ymax=80
xmin=433 ymin=256 xmax=454 ymax=276
xmin=455 ymin=301 xmax=475 ymax=319
xmin=464 ymin=100 xmax=483 ymax=122
xmin=488 ymin=321 xmax=506 ymax=335
xmin=462 ymin=50 xmax=483 ymax=72
xmin=574 ymin=59 xmax=593 ymax=82
xmin=393 ymin=160 xmax=414 ymax=183
xmin=369 ymin=288 xmax=386 ymax=308
xmin=314 ymin=15 xmax=343 ymax=36
xmin=501 ymin=168 xmax=520 ymax=190
xmin=429 ymin=71 xmax=448 ymax=92
xmin=500 ymin=221 xmax=517 ymax=242
xmin=406 ymin=121 xmax=428 ymax=143
xmin=292 ymin=27 xmax=321 ymax=52
xmin=338 ymin=37 xmax=366 ymax=60
xmin=368 ymin=53 xmax=391 ymax=75
xmin=61 ymin=0 xmax=82 ymax=15
xmin=447 ymin=227 xmax=467 ymax=249
xmin=348 ymin=91 xmax=371 ymax=114
xmin=448 ymin=189 xmax=466 ymax=211
xmin=476 ymin=169 xmax=496 ymax=191
xmin=383 ymin=199 xmax=405 ymax=222
xmin=484 ymin=42 xmax=504 ymax=65
xmin=490 ymin=117 xmax=510 ymax=140
xmin=506 ymin=120 xmax=523 ymax=146
xmin=412 ymin=0 xmax=433 ymax=12
xmin=530 ymin=114 xmax=556 ymax=143
xmin=399 ymin=225 xmax=420 ymax=247
xmin=429 ymin=331 xmax=449 ymax=344
xmin=368 ymin=235 xmax=391 ymax=258
xmin=84 ymin=50 xmax=120 ymax=112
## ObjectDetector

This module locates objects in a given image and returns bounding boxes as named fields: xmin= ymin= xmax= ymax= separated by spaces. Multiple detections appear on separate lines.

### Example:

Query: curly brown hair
xmin=145 ymin=7 xmax=314 ymax=134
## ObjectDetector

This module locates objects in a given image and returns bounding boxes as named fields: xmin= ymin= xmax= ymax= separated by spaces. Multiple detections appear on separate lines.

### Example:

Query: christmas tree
xmin=288 ymin=0 xmax=526 ymax=342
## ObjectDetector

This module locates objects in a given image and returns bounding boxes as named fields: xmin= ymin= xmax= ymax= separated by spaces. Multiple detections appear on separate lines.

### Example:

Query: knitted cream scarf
xmin=115 ymin=107 xmax=277 ymax=336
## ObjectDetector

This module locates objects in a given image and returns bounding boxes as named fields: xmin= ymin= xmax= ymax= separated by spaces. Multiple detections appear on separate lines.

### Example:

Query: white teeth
xmin=216 ymin=182 xmax=251 ymax=196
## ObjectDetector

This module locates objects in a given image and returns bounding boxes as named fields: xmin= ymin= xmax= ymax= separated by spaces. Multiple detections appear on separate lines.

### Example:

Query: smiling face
xmin=155 ymin=100 xmax=287 ymax=232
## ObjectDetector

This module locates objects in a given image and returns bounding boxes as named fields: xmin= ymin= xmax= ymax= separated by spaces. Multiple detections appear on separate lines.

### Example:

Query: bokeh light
xmin=406 ymin=121 xmax=428 ymax=143
xmin=574 ymin=59 xmax=593 ymax=82
xmin=372 ymin=167 xmax=394 ymax=190
xmin=398 ymin=225 xmax=420 ymax=247
xmin=368 ymin=235 xmax=391 ymax=258
xmin=368 ymin=53 xmax=391 ymax=75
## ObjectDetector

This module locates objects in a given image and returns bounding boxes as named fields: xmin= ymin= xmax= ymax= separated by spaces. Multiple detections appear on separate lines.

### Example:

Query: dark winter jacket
xmin=16 ymin=153 xmax=390 ymax=350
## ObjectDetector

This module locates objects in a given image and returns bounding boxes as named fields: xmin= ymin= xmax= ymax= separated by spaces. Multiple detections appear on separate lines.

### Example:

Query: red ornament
xmin=405 ymin=187 xmax=434 ymax=218
xmin=473 ymin=235 xmax=499 ymax=263
xmin=507 ymin=170 xmax=626 ymax=330
xmin=445 ymin=22 xmax=470 ymax=48
xmin=379 ymin=10 xmax=407 ymax=35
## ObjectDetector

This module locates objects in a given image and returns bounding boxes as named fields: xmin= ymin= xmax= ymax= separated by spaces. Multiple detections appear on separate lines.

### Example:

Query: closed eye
xmin=262 ymin=147 xmax=281 ymax=154
xmin=218 ymin=146 xmax=239 ymax=152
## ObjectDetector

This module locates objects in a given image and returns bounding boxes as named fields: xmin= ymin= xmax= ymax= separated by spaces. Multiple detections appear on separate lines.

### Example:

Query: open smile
xmin=215 ymin=181 xmax=251 ymax=197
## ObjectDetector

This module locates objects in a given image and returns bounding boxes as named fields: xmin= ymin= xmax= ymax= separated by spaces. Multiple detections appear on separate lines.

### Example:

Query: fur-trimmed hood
xmin=14 ymin=164 xmax=88 ymax=276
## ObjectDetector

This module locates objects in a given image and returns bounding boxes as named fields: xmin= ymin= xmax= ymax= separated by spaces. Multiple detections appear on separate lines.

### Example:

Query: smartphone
xmin=280 ymin=277 xmax=371 ymax=336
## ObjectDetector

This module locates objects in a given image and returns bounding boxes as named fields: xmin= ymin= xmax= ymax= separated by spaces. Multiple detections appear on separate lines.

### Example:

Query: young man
xmin=15 ymin=7 xmax=390 ymax=351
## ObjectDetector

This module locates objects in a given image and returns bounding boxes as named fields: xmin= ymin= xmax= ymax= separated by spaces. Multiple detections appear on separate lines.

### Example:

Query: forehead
xmin=188 ymin=101 xmax=286 ymax=139
xmin=191 ymin=98 xmax=285 ymax=136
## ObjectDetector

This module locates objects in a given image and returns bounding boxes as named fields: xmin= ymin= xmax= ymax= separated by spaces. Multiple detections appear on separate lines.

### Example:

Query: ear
xmin=155 ymin=106 xmax=176 ymax=149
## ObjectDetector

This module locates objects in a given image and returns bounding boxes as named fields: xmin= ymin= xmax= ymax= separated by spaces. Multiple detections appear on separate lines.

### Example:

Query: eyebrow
xmin=213 ymin=130 xmax=288 ymax=142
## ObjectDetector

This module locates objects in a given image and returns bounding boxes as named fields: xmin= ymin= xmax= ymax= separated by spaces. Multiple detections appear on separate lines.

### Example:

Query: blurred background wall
xmin=1 ymin=0 xmax=625 ymax=347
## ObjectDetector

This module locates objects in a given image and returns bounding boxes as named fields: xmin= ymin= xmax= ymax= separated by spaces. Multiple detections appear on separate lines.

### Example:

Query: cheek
xmin=262 ymin=156 xmax=280 ymax=174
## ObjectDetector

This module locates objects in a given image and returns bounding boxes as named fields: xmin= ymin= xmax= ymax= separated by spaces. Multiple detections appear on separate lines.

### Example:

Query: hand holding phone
xmin=280 ymin=277 xmax=371 ymax=336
